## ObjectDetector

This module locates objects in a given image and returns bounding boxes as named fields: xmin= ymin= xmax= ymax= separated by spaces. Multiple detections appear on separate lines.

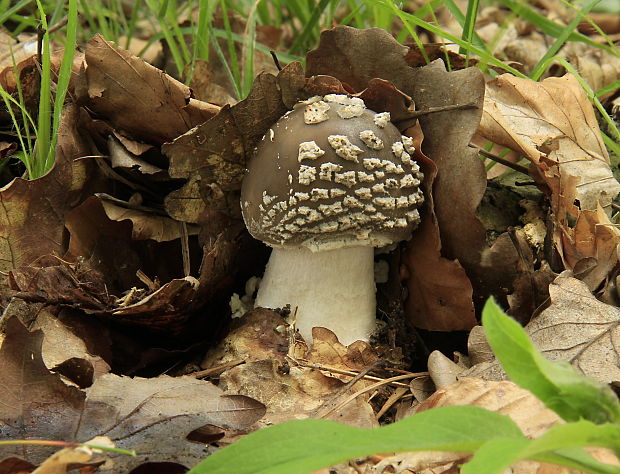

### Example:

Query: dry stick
xmin=294 ymin=359 xmax=423 ymax=388
xmin=410 ymin=102 xmax=478 ymax=117
xmin=319 ymin=373 xmax=424 ymax=419
xmin=191 ymin=359 xmax=246 ymax=378
xmin=473 ymin=146 xmax=530 ymax=175
xmin=375 ymin=386 xmax=409 ymax=420
xmin=314 ymin=361 xmax=384 ymax=419
xmin=136 ymin=269 xmax=158 ymax=292
xmin=180 ymin=221 xmax=190 ymax=277
xmin=270 ymin=50 xmax=282 ymax=71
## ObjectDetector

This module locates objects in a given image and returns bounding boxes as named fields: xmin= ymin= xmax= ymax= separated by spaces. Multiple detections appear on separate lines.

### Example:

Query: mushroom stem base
xmin=255 ymin=246 xmax=375 ymax=346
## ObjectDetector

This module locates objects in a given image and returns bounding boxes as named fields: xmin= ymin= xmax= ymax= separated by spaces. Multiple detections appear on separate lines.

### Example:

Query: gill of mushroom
xmin=240 ymin=94 xmax=424 ymax=346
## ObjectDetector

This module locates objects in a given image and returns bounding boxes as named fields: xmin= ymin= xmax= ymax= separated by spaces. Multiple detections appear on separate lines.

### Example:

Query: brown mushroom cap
xmin=241 ymin=94 xmax=424 ymax=251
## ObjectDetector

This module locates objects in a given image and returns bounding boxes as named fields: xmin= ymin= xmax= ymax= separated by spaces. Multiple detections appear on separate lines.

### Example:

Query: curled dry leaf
xmin=107 ymin=135 xmax=163 ymax=176
xmin=403 ymin=133 xmax=476 ymax=331
xmin=31 ymin=308 xmax=111 ymax=385
xmin=478 ymin=74 xmax=620 ymax=289
xmin=31 ymin=436 xmax=113 ymax=474
xmin=13 ymin=196 xmax=239 ymax=333
xmin=77 ymin=34 xmax=219 ymax=145
xmin=99 ymin=195 xmax=201 ymax=242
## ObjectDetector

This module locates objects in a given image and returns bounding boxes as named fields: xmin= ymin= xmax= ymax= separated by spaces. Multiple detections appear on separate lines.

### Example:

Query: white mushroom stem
xmin=255 ymin=246 xmax=376 ymax=346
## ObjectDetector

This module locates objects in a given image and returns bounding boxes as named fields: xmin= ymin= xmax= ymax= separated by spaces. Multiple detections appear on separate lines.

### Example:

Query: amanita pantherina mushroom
xmin=241 ymin=94 xmax=424 ymax=345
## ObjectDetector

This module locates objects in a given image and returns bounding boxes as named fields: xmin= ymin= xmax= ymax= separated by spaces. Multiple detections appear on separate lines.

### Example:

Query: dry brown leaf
xmin=77 ymin=34 xmax=219 ymax=145
xmin=204 ymin=309 xmax=378 ymax=428
xmin=0 ymin=106 xmax=93 ymax=280
xmin=465 ymin=272 xmax=620 ymax=384
xmin=481 ymin=74 xmax=618 ymax=209
xmin=164 ymin=62 xmax=306 ymax=223
xmin=403 ymin=143 xmax=477 ymax=331
xmin=100 ymin=196 xmax=200 ymax=242
xmin=427 ymin=350 xmax=465 ymax=389
xmin=0 ymin=317 xmax=265 ymax=469
xmin=201 ymin=308 xmax=291 ymax=368
xmin=107 ymin=135 xmax=163 ymax=176
xmin=525 ymin=273 xmax=620 ymax=384
xmin=189 ymin=59 xmax=237 ymax=106
xmin=556 ymin=43 xmax=620 ymax=98
xmin=0 ymin=317 xmax=86 ymax=464
xmin=306 ymin=26 xmax=412 ymax=94
xmin=418 ymin=378 xmax=561 ymax=435
xmin=374 ymin=378 xmax=562 ymax=474
xmin=30 ymin=308 xmax=111 ymax=386
xmin=478 ymin=73 xmax=620 ymax=288
xmin=31 ymin=436 xmax=113 ymax=474
xmin=76 ymin=374 xmax=265 ymax=470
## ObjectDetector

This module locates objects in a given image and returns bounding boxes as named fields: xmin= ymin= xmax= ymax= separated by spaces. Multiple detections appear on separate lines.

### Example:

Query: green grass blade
xmin=288 ymin=0 xmax=331 ymax=54
xmin=145 ymin=0 xmax=185 ymax=76
xmin=209 ymin=31 xmax=242 ymax=99
xmin=49 ymin=0 xmax=77 ymax=171
xmin=495 ymin=0 xmax=618 ymax=57
xmin=529 ymin=0 xmax=601 ymax=80
xmin=0 ymin=0 xmax=33 ymax=26
xmin=0 ymin=87 xmax=35 ymax=177
xmin=441 ymin=0 xmax=486 ymax=54
xmin=460 ymin=0 xmax=481 ymax=59
xmin=124 ymin=0 xmax=144 ymax=50
xmin=34 ymin=0 xmax=51 ymax=179
xmin=195 ymin=0 xmax=216 ymax=60
xmin=220 ymin=0 xmax=241 ymax=92
xmin=375 ymin=0 xmax=526 ymax=77
xmin=241 ymin=1 xmax=258 ymax=97
xmin=603 ymin=132 xmax=620 ymax=158
xmin=596 ymin=79 xmax=620 ymax=98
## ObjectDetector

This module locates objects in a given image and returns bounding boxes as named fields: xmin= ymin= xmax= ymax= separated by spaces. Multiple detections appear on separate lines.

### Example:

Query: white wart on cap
xmin=241 ymin=94 xmax=424 ymax=252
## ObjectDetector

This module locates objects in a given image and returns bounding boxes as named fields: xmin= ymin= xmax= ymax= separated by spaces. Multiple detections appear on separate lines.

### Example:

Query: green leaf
xmin=188 ymin=406 xmax=525 ymax=474
xmin=463 ymin=421 xmax=620 ymax=474
xmin=482 ymin=299 xmax=620 ymax=424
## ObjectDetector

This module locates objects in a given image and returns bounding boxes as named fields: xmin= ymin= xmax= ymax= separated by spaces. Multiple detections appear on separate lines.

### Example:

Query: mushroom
xmin=240 ymin=94 xmax=424 ymax=346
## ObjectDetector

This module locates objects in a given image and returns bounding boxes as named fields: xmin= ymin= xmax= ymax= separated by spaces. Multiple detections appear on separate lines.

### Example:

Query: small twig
xmin=270 ymin=50 xmax=282 ymax=71
xmin=294 ymin=359 xmax=421 ymax=388
xmin=375 ymin=386 xmax=409 ymax=420
xmin=410 ymin=102 xmax=478 ymax=118
xmin=319 ymin=373 xmax=422 ymax=419
xmin=472 ymin=146 xmax=530 ymax=175
xmin=315 ymin=361 xmax=384 ymax=419
xmin=191 ymin=359 xmax=245 ymax=378
xmin=48 ymin=17 xmax=69 ymax=35
xmin=136 ymin=269 xmax=158 ymax=292
xmin=180 ymin=221 xmax=190 ymax=277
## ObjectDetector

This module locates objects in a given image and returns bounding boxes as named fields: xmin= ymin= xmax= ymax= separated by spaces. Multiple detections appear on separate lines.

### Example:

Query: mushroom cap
xmin=241 ymin=94 xmax=424 ymax=251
